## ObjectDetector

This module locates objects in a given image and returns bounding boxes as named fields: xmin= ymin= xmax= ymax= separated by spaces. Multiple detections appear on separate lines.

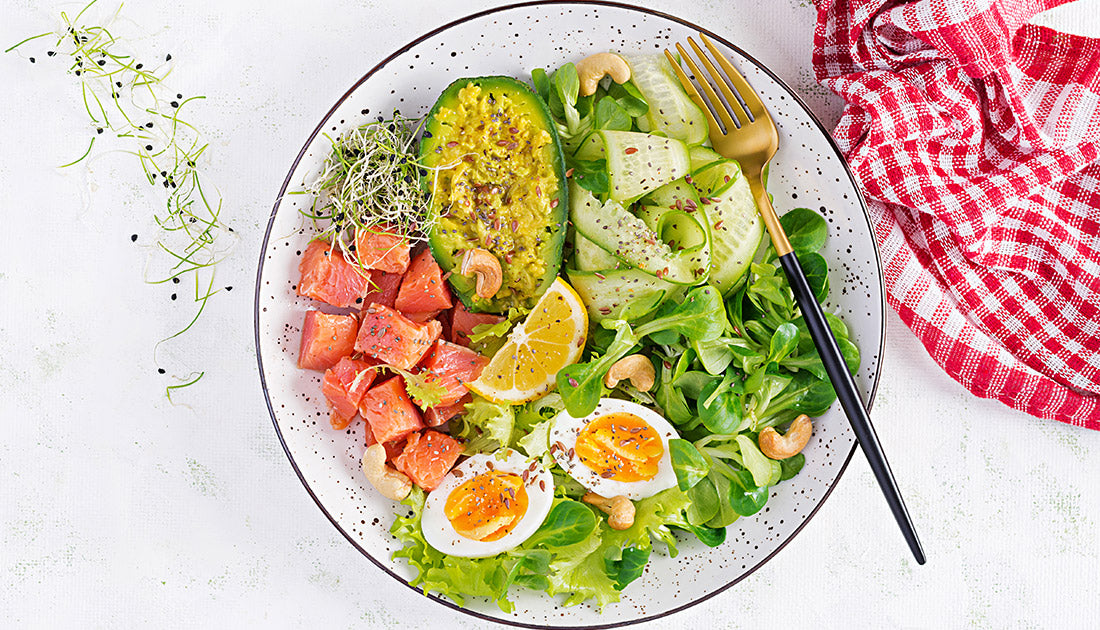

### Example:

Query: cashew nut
xmin=361 ymin=444 xmax=412 ymax=501
xmin=758 ymin=414 xmax=813 ymax=460
xmin=583 ymin=492 xmax=635 ymax=530
xmin=459 ymin=248 xmax=502 ymax=299
xmin=603 ymin=354 xmax=655 ymax=392
xmin=576 ymin=52 xmax=631 ymax=97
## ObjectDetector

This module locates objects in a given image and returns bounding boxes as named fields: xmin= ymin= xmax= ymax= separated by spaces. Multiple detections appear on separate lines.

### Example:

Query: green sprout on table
xmin=7 ymin=0 xmax=235 ymax=400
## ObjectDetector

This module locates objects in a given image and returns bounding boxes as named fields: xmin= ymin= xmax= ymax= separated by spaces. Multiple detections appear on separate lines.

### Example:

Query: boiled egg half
xmin=549 ymin=398 xmax=679 ymax=500
xmin=421 ymin=449 xmax=554 ymax=558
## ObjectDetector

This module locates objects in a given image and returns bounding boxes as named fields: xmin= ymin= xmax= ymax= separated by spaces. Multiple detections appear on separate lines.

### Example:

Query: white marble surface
xmin=1 ymin=1 xmax=1099 ymax=628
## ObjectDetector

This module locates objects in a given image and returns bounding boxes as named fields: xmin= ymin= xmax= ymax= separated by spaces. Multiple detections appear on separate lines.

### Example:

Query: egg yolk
xmin=575 ymin=412 xmax=664 ymax=482
xmin=444 ymin=470 xmax=529 ymax=542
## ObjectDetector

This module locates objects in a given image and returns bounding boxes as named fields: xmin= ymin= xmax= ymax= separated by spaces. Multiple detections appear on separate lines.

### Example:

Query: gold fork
xmin=666 ymin=34 xmax=926 ymax=565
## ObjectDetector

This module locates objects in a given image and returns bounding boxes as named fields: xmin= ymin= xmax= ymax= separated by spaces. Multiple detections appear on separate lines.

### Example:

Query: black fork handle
xmin=778 ymin=251 xmax=927 ymax=565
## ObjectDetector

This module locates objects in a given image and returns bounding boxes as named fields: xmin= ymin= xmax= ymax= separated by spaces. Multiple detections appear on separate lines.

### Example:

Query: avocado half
xmin=420 ymin=76 xmax=568 ymax=313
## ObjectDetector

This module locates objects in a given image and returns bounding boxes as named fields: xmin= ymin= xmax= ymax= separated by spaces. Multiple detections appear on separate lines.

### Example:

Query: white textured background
xmin=2 ymin=1 xmax=1099 ymax=628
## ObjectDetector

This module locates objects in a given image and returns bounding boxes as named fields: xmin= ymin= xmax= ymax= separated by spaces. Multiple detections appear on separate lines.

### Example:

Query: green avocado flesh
xmin=420 ymin=76 xmax=568 ymax=313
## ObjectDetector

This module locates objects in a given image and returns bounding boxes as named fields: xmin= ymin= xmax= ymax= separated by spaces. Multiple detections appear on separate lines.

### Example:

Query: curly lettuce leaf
xmin=451 ymin=397 xmax=515 ymax=454
xmin=544 ymin=527 xmax=622 ymax=608
xmin=602 ymin=487 xmax=693 ymax=558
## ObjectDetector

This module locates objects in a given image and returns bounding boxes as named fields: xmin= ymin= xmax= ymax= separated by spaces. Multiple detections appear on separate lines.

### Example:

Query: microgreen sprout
xmin=299 ymin=111 xmax=437 ymax=269
xmin=8 ymin=0 xmax=236 ymax=398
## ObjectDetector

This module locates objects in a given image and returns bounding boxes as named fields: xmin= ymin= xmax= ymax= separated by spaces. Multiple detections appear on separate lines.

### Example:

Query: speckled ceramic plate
xmin=255 ymin=2 xmax=884 ymax=627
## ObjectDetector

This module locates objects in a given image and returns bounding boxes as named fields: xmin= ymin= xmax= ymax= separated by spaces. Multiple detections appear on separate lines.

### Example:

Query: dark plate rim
xmin=253 ymin=1 xmax=886 ymax=628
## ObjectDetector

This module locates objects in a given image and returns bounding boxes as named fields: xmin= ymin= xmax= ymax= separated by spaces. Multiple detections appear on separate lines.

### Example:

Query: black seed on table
xmin=136 ymin=63 xmax=143 ymax=69
xmin=97 ymin=128 xmax=103 ymax=134
xmin=170 ymin=294 xmax=177 ymax=301
xmin=158 ymin=368 xmax=165 ymax=374
xmin=97 ymin=60 xmax=105 ymax=66
xmin=29 ymin=57 xmax=35 ymax=63
xmin=145 ymin=145 xmax=152 ymax=151
xmin=145 ymin=122 xmax=153 ymax=128
xmin=225 ymin=286 xmax=233 ymax=292
xmin=170 ymin=101 xmax=178 ymax=108
xmin=176 ymin=93 xmax=182 ymax=99
xmin=165 ymin=54 xmax=172 ymax=61
xmin=47 ymin=51 xmax=55 ymax=56
xmin=130 ymin=234 xmax=138 ymax=242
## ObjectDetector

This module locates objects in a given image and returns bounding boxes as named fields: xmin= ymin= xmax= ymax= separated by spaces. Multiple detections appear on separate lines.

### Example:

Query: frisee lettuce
xmin=389 ymin=481 xmax=708 ymax=609
xmin=451 ymin=397 xmax=515 ymax=455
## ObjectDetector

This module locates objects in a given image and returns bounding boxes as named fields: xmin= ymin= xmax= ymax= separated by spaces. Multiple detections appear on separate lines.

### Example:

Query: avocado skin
xmin=419 ymin=76 xmax=568 ymax=314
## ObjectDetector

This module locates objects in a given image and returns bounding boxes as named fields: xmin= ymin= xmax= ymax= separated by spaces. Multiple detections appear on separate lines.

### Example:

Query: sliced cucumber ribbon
xmin=570 ymin=181 xmax=710 ymax=285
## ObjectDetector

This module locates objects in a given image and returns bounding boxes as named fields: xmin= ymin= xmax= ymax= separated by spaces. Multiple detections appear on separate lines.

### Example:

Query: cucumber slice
xmin=692 ymin=161 xmax=764 ymax=293
xmin=637 ymin=179 xmax=712 ymax=279
xmin=692 ymin=159 xmax=742 ymax=199
xmin=689 ymin=145 xmax=723 ymax=172
xmin=573 ymin=233 xmax=620 ymax=271
xmin=642 ymin=177 xmax=699 ymax=211
xmin=567 ymin=268 xmax=672 ymax=323
xmin=574 ymin=130 xmax=689 ymax=203
xmin=622 ymin=54 xmax=709 ymax=146
xmin=569 ymin=181 xmax=707 ymax=285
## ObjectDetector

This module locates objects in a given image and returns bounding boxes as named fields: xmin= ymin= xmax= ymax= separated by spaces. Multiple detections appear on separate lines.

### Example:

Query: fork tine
xmin=686 ymin=37 xmax=749 ymax=127
xmin=662 ymin=50 xmax=723 ymax=140
xmin=700 ymin=33 xmax=768 ymax=124
xmin=674 ymin=41 xmax=738 ymax=134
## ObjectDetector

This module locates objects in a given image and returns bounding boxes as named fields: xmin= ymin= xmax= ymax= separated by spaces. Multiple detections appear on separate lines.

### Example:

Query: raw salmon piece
xmin=330 ymin=408 xmax=355 ymax=431
xmin=364 ymin=420 xmax=406 ymax=461
xmin=405 ymin=309 xmax=443 ymax=324
xmin=298 ymin=240 xmax=369 ymax=308
xmin=424 ymin=393 xmax=472 ymax=427
xmin=322 ymin=357 xmax=377 ymax=422
xmin=299 ymin=310 xmax=358 ymax=370
xmin=355 ymin=224 xmax=410 ymax=274
xmin=395 ymin=249 xmax=453 ymax=316
xmin=361 ymin=269 xmax=404 ymax=310
xmin=358 ymin=376 xmax=424 ymax=444
xmin=393 ymin=429 xmax=463 ymax=491
xmin=414 ymin=340 xmax=489 ymax=408
xmin=355 ymin=303 xmax=442 ymax=370
xmin=449 ymin=300 xmax=505 ymax=347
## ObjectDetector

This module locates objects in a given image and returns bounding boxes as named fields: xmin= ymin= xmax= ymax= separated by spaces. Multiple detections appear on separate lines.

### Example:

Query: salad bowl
xmin=255 ymin=1 xmax=884 ymax=626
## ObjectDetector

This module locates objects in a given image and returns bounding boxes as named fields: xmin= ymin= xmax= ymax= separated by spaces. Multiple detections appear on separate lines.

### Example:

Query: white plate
xmin=255 ymin=2 xmax=884 ymax=627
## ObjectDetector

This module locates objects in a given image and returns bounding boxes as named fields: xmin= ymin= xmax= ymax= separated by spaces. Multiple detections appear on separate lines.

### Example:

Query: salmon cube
xmin=405 ymin=309 xmax=443 ymax=324
xmin=361 ymin=269 xmax=404 ymax=310
xmin=330 ymin=409 xmax=355 ymax=431
xmin=355 ymin=303 xmax=442 ymax=370
xmin=322 ymin=357 xmax=377 ymax=424
xmin=393 ymin=429 xmax=463 ymax=491
xmin=358 ymin=376 xmax=424 ymax=444
xmin=299 ymin=310 xmax=358 ymax=370
xmin=424 ymin=393 xmax=471 ymax=427
xmin=365 ymin=421 xmax=407 ymax=461
xmin=395 ymin=249 xmax=453 ymax=316
xmin=298 ymin=240 xmax=369 ymax=308
xmin=355 ymin=225 xmax=410 ymax=274
xmin=414 ymin=340 xmax=489 ymax=408
xmin=450 ymin=300 xmax=505 ymax=347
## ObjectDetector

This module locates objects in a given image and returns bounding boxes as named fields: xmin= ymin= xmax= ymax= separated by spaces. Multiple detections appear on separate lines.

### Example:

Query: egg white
xmin=421 ymin=449 xmax=554 ymax=558
xmin=549 ymin=398 xmax=680 ymax=500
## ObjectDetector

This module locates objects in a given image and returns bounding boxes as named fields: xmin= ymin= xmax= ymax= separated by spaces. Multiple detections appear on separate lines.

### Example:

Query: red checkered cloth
xmin=813 ymin=0 xmax=1100 ymax=428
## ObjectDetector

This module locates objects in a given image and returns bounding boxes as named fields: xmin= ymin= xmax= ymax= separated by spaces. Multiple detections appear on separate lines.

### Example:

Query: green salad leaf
xmin=451 ymin=397 xmax=515 ymax=454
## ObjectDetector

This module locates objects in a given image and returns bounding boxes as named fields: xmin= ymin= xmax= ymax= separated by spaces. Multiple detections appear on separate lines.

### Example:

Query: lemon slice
xmin=468 ymin=277 xmax=588 ymax=404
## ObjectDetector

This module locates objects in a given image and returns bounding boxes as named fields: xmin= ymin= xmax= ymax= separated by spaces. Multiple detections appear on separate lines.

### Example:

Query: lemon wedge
xmin=468 ymin=277 xmax=588 ymax=404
